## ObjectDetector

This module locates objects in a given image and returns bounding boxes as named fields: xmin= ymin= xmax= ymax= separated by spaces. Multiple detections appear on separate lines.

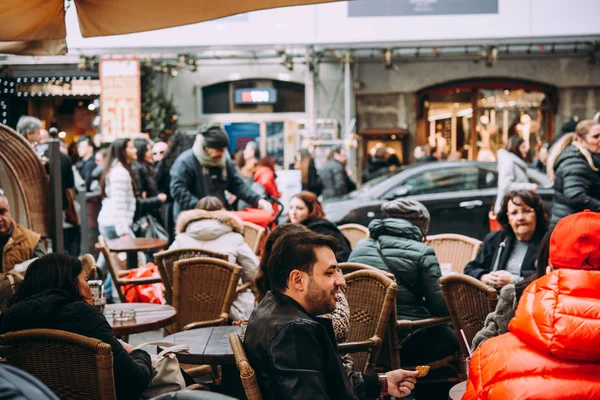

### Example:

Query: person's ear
xmin=289 ymin=270 xmax=305 ymax=291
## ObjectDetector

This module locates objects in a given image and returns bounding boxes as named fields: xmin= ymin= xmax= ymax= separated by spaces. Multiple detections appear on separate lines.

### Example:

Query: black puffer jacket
xmin=301 ymin=218 xmax=352 ymax=262
xmin=550 ymin=145 xmax=600 ymax=226
xmin=0 ymin=289 xmax=152 ymax=400
xmin=348 ymin=219 xmax=448 ymax=321
xmin=131 ymin=160 xmax=163 ymax=218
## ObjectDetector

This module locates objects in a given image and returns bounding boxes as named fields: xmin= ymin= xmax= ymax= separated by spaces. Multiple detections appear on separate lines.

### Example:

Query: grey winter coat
xmin=348 ymin=218 xmax=448 ymax=321
xmin=494 ymin=149 xmax=535 ymax=212
xmin=320 ymin=159 xmax=355 ymax=200
xmin=170 ymin=149 xmax=262 ymax=217
xmin=471 ymin=284 xmax=516 ymax=350
xmin=550 ymin=145 xmax=600 ymax=226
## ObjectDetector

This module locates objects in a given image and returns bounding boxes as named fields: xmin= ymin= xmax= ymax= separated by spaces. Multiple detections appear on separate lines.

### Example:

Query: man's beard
xmin=305 ymin=277 xmax=337 ymax=316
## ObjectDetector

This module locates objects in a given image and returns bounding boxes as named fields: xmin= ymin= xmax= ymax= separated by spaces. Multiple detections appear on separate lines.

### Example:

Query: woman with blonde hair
xmin=547 ymin=119 xmax=600 ymax=226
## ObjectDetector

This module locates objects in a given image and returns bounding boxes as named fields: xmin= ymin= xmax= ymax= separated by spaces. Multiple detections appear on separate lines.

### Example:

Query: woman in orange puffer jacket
xmin=254 ymin=156 xmax=281 ymax=214
xmin=463 ymin=210 xmax=600 ymax=400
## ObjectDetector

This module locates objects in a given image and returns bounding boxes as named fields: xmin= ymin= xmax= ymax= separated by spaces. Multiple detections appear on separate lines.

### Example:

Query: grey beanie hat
xmin=381 ymin=199 xmax=430 ymax=236
xmin=202 ymin=126 xmax=230 ymax=149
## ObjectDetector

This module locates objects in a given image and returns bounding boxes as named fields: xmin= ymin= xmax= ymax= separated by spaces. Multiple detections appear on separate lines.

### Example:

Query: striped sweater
xmin=97 ymin=161 xmax=136 ymax=236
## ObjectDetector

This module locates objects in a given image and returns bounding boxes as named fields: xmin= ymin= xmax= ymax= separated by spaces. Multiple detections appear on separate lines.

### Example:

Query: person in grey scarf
xmin=170 ymin=126 xmax=273 ymax=218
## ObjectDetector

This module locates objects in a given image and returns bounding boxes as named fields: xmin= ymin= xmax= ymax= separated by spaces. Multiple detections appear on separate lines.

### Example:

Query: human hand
xmin=488 ymin=271 xmax=513 ymax=288
xmin=257 ymin=199 xmax=273 ymax=214
xmin=158 ymin=193 xmax=167 ymax=203
xmin=121 ymin=341 xmax=135 ymax=354
xmin=531 ymin=183 xmax=538 ymax=191
xmin=481 ymin=274 xmax=492 ymax=286
xmin=387 ymin=369 xmax=418 ymax=398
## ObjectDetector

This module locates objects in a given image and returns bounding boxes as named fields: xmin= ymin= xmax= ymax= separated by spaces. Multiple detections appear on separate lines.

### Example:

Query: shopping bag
xmin=134 ymin=341 xmax=189 ymax=399
xmin=122 ymin=262 xmax=165 ymax=304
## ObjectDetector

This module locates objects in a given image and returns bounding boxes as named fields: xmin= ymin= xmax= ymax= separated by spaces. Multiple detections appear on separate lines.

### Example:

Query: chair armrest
xmin=117 ymin=277 xmax=163 ymax=285
xmin=117 ymin=270 xmax=129 ymax=278
xmin=236 ymin=281 xmax=253 ymax=294
xmin=337 ymin=339 xmax=375 ymax=354
xmin=397 ymin=316 xmax=451 ymax=332
xmin=182 ymin=314 xmax=228 ymax=331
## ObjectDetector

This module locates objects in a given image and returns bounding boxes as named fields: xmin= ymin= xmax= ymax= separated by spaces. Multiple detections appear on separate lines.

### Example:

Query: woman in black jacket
xmin=0 ymin=254 xmax=152 ymax=400
xmin=294 ymin=150 xmax=322 ymax=196
xmin=547 ymin=119 xmax=600 ymax=226
xmin=288 ymin=191 xmax=352 ymax=262
xmin=465 ymin=190 xmax=547 ymax=290
xmin=132 ymin=138 xmax=167 ymax=219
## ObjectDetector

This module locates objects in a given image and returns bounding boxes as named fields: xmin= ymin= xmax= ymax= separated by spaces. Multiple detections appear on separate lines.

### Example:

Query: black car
xmin=323 ymin=161 xmax=553 ymax=240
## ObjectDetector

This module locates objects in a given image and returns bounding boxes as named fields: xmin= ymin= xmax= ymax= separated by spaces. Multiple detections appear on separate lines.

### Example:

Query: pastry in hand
xmin=415 ymin=365 xmax=430 ymax=378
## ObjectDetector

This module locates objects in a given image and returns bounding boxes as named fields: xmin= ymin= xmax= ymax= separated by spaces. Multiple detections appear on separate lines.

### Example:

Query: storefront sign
xmin=234 ymin=88 xmax=277 ymax=104
xmin=100 ymin=58 xmax=141 ymax=142
xmin=348 ymin=0 xmax=498 ymax=16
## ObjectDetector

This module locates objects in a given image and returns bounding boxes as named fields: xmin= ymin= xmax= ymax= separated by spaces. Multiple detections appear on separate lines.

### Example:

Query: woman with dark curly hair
xmin=465 ymin=189 xmax=548 ymax=289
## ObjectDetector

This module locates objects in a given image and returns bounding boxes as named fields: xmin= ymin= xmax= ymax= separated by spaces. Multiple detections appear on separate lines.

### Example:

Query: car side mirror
xmin=384 ymin=185 xmax=411 ymax=200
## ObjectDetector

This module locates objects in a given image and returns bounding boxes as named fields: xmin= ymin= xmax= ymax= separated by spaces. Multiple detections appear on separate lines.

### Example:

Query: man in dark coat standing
xmin=320 ymin=146 xmax=356 ymax=201
xmin=170 ymin=126 xmax=273 ymax=217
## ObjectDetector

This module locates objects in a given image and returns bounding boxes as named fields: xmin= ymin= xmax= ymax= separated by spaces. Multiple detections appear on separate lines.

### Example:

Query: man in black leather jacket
xmin=244 ymin=229 xmax=418 ymax=400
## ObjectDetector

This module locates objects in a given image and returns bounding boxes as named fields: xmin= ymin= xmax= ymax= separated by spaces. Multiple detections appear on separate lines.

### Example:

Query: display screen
xmin=234 ymin=88 xmax=277 ymax=104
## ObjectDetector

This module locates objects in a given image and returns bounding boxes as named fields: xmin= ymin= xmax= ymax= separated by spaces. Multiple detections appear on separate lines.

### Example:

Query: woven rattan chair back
xmin=172 ymin=257 xmax=242 ymax=332
xmin=97 ymin=235 xmax=128 ymax=303
xmin=338 ymin=262 xmax=396 ymax=281
xmin=229 ymin=333 xmax=263 ymax=400
xmin=242 ymin=222 xmax=266 ymax=255
xmin=426 ymin=234 xmax=482 ymax=274
xmin=440 ymin=274 xmax=498 ymax=356
xmin=155 ymin=248 xmax=229 ymax=304
xmin=338 ymin=224 xmax=369 ymax=249
xmin=0 ymin=124 xmax=51 ymax=239
xmin=0 ymin=328 xmax=116 ymax=400
xmin=343 ymin=270 xmax=397 ymax=374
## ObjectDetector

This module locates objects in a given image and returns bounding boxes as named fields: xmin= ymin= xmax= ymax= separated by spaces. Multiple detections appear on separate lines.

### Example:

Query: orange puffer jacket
xmin=463 ymin=268 xmax=600 ymax=400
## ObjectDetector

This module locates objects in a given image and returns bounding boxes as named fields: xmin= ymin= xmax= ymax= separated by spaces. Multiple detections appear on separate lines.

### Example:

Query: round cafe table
xmin=105 ymin=303 xmax=176 ymax=337
xmin=448 ymin=380 xmax=467 ymax=400
xmin=106 ymin=237 xmax=168 ymax=269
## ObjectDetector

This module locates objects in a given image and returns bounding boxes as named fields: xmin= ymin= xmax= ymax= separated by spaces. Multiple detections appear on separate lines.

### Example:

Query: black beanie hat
xmin=202 ymin=126 xmax=230 ymax=149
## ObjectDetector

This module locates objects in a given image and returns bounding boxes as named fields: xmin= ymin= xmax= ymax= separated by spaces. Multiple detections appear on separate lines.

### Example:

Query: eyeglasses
xmin=508 ymin=208 xmax=535 ymax=219
xmin=0 ymin=188 xmax=4 ymax=196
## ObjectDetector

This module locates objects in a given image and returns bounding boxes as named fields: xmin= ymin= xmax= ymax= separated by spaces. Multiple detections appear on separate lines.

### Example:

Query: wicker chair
xmin=97 ymin=236 xmax=163 ymax=303
xmin=229 ymin=333 xmax=263 ymax=400
xmin=440 ymin=274 xmax=498 ymax=375
xmin=171 ymin=257 xmax=242 ymax=332
xmin=338 ymin=262 xmax=396 ymax=281
xmin=338 ymin=270 xmax=397 ymax=374
xmin=154 ymin=248 xmax=229 ymax=305
xmin=0 ymin=328 xmax=116 ymax=400
xmin=242 ymin=222 xmax=266 ymax=255
xmin=338 ymin=224 xmax=369 ymax=249
xmin=0 ymin=124 xmax=50 ymax=239
xmin=426 ymin=233 xmax=482 ymax=274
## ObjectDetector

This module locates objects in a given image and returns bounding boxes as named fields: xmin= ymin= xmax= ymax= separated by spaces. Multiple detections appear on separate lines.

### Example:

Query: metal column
xmin=48 ymin=127 xmax=64 ymax=253
xmin=343 ymin=54 xmax=352 ymax=138
xmin=304 ymin=53 xmax=316 ymax=139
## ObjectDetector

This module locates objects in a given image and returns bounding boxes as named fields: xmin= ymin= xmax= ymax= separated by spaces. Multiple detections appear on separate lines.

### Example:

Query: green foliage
xmin=141 ymin=64 xmax=178 ymax=141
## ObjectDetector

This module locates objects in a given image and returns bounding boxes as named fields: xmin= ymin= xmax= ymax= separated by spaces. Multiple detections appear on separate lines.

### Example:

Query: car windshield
xmin=347 ymin=167 xmax=406 ymax=199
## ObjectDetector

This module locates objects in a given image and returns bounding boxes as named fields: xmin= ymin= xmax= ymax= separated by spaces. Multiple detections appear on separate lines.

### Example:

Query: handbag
xmin=133 ymin=215 xmax=169 ymax=242
xmin=134 ymin=341 xmax=189 ymax=399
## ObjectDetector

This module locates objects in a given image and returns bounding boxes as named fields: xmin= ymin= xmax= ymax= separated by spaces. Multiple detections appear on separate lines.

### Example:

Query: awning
xmin=0 ymin=0 xmax=338 ymax=55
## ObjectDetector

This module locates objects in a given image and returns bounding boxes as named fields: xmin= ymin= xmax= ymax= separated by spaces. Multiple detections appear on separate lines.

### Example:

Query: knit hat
xmin=201 ymin=126 xmax=230 ymax=149
xmin=381 ymin=199 xmax=430 ymax=236
xmin=549 ymin=210 xmax=600 ymax=270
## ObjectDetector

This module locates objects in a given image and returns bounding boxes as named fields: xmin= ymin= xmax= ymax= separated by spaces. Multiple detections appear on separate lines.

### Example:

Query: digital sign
xmin=234 ymin=88 xmax=277 ymax=105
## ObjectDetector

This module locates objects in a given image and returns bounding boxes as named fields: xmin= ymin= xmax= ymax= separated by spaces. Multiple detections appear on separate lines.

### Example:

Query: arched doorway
xmin=416 ymin=78 xmax=558 ymax=160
